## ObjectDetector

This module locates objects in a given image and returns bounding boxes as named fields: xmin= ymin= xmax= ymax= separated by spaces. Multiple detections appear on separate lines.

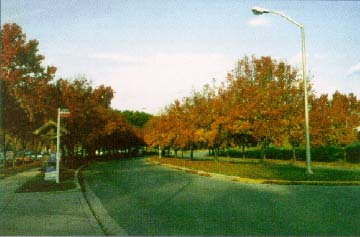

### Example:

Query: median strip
xmin=147 ymin=158 xmax=360 ymax=186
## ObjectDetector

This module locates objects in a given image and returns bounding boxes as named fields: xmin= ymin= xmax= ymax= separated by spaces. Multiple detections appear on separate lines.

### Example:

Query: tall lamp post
xmin=252 ymin=6 xmax=313 ymax=174
xmin=56 ymin=108 xmax=70 ymax=183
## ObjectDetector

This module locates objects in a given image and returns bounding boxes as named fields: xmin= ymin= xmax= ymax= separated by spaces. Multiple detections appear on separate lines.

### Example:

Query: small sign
xmin=50 ymin=153 xmax=56 ymax=162
xmin=44 ymin=171 xmax=56 ymax=181
xmin=45 ymin=153 xmax=57 ymax=181
xmin=60 ymin=109 xmax=70 ymax=118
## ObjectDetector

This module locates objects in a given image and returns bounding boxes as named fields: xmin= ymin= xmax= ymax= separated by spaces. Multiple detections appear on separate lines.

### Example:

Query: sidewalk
xmin=0 ymin=168 xmax=104 ymax=236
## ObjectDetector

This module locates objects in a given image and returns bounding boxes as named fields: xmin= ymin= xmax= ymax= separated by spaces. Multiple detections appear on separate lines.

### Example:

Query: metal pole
xmin=56 ymin=108 xmax=61 ymax=183
xmin=301 ymin=26 xmax=313 ymax=174
xmin=252 ymin=7 xmax=313 ymax=174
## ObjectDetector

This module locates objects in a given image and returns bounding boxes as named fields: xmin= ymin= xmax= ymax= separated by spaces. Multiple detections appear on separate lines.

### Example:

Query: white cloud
xmin=289 ymin=52 xmax=302 ymax=66
xmin=56 ymin=52 xmax=235 ymax=114
xmin=107 ymin=53 xmax=234 ymax=113
xmin=289 ymin=52 xmax=315 ymax=68
xmin=89 ymin=53 xmax=144 ymax=64
xmin=247 ymin=17 xmax=271 ymax=27
xmin=347 ymin=62 xmax=360 ymax=76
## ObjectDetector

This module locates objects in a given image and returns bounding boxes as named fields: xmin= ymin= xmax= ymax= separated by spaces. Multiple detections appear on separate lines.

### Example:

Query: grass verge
xmin=149 ymin=156 xmax=360 ymax=183
xmin=0 ymin=161 xmax=42 ymax=179
xmin=16 ymin=168 xmax=77 ymax=192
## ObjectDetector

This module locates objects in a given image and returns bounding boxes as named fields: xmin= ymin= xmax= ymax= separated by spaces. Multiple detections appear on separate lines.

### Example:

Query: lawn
xmin=0 ymin=161 xmax=42 ymax=179
xmin=16 ymin=168 xmax=77 ymax=192
xmin=149 ymin=156 xmax=360 ymax=182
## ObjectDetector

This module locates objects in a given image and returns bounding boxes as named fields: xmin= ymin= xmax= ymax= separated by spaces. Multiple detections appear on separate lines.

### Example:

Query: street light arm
xmin=269 ymin=10 xmax=303 ymax=28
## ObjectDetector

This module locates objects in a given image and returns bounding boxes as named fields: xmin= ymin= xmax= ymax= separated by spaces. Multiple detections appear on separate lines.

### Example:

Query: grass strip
xmin=16 ymin=168 xmax=76 ymax=192
xmin=149 ymin=156 xmax=360 ymax=182
xmin=0 ymin=161 xmax=42 ymax=179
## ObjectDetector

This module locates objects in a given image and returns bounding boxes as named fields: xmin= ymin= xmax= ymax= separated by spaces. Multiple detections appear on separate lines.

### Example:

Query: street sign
xmin=60 ymin=109 xmax=70 ymax=118
xmin=44 ymin=171 xmax=56 ymax=181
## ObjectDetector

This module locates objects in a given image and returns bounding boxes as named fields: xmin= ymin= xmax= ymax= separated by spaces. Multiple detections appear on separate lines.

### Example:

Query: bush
xmin=295 ymin=148 xmax=306 ymax=161
xmin=265 ymin=147 xmax=293 ymax=160
xmin=345 ymin=143 xmax=360 ymax=163
xmin=311 ymin=146 xmax=343 ymax=162
xmin=217 ymin=145 xmax=351 ymax=162
xmin=244 ymin=150 xmax=263 ymax=159
xmin=218 ymin=149 xmax=242 ymax=158
xmin=218 ymin=149 xmax=262 ymax=159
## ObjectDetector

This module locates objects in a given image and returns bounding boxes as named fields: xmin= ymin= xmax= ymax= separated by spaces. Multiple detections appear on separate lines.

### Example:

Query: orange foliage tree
xmin=144 ymin=55 xmax=360 ymax=161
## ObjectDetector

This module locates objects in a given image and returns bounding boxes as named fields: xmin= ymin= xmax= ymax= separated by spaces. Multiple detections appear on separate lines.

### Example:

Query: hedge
xmin=345 ymin=143 xmax=360 ymax=163
xmin=215 ymin=144 xmax=360 ymax=163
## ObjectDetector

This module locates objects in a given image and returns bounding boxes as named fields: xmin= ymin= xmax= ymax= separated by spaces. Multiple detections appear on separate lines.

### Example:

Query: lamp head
xmin=252 ymin=6 xmax=270 ymax=15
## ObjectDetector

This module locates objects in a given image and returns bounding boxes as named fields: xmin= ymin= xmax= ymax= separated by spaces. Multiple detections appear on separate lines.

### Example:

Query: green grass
xmin=16 ymin=168 xmax=77 ymax=192
xmin=149 ymin=156 xmax=360 ymax=182
xmin=0 ymin=161 xmax=42 ymax=179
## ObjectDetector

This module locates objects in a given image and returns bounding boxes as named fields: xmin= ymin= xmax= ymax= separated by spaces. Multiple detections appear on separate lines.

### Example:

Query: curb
xmin=77 ymin=165 xmax=128 ymax=236
xmin=146 ymin=159 xmax=360 ymax=186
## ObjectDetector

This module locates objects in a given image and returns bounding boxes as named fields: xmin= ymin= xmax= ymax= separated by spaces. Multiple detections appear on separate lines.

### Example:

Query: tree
xmin=227 ymin=56 xmax=306 ymax=159
xmin=1 ymin=23 xmax=56 ymax=168
xmin=118 ymin=110 xmax=153 ymax=128
xmin=329 ymin=92 xmax=359 ymax=160
xmin=1 ymin=23 xmax=56 ymax=120
xmin=310 ymin=94 xmax=332 ymax=146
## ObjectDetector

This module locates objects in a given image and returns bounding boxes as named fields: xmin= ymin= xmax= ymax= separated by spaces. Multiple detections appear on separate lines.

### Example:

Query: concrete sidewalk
xmin=0 ymin=168 xmax=104 ymax=236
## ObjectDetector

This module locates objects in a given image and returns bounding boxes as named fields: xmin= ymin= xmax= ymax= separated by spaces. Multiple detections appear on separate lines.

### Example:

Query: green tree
xmin=117 ymin=110 xmax=153 ymax=128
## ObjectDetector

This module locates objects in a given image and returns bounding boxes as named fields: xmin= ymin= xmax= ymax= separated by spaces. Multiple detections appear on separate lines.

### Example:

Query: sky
xmin=1 ymin=0 xmax=360 ymax=114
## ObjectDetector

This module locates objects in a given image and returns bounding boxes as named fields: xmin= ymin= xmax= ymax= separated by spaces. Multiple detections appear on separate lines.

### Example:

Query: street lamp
xmin=252 ymin=6 xmax=313 ymax=174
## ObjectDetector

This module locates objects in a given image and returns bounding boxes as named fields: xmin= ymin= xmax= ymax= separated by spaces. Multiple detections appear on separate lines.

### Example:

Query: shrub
xmin=296 ymin=146 xmax=344 ymax=162
xmin=218 ymin=149 xmax=262 ymax=159
xmin=311 ymin=146 xmax=343 ymax=162
xmin=218 ymin=145 xmax=349 ymax=162
xmin=265 ymin=147 xmax=293 ymax=160
xmin=345 ymin=143 xmax=360 ymax=163
xmin=243 ymin=149 xmax=263 ymax=159
xmin=295 ymin=148 xmax=306 ymax=161
xmin=222 ymin=149 xmax=242 ymax=158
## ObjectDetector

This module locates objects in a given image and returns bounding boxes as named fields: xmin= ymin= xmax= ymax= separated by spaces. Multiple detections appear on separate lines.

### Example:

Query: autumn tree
xmin=1 ymin=23 xmax=56 ymax=167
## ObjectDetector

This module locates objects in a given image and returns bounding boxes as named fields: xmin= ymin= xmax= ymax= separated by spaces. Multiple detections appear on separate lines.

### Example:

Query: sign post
xmin=56 ymin=108 xmax=70 ymax=184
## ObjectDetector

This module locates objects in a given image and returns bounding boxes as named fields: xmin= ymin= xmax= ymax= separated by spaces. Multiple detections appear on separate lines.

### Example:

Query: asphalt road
xmin=84 ymin=157 xmax=360 ymax=236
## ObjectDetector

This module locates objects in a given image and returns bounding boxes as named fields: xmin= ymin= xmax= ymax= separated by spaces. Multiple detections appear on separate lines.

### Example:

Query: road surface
xmin=84 ymin=157 xmax=360 ymax=236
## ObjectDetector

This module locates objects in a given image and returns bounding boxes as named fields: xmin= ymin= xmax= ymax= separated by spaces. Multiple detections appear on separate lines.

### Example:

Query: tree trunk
xmin=190 ymin=145 xmax=194 ymax=160
xmin=242 ymin=145 xmax=245 ymax=158
xmin=216 ymin=148 xmax=220 ymax=158
xmin=292 ymin=147 xmax=296 ymax=161
xmin=262 ymin=150 xmax=266 ymax=160
xmin=261 ymin=140 xmax=267 ymax=160
xmin=261 ymin=146 xmax=266 ymax=160
xmin=12 ymin=137 xmax=19 ymax=167
xmin=2 ymin=131 xmax=6 ymax=170
xmin=21 ymin=139 xmax=27 ymax=164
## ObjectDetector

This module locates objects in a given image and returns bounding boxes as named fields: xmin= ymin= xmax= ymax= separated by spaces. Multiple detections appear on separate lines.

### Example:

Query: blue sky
xmin=2 ymin=0 xmax=360 ymax=114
